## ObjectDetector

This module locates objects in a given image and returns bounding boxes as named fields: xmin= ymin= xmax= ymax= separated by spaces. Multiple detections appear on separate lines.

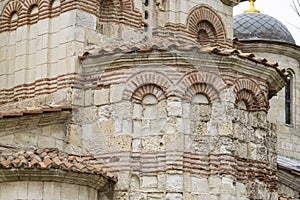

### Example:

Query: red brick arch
xmin=234 ymin=78 xmax=268 ymax=111
xmin=131 ymin=84 xmax=166 ymax=102
xmin=0 ymin=1 xmax=24 ymax=31
xmin=178 ymin=71 xmax=227 ymax=102
xmin=123 ymin=71 xmax=175 ymax=101
xmin=187 ymin=5 xmax=226 ymax=45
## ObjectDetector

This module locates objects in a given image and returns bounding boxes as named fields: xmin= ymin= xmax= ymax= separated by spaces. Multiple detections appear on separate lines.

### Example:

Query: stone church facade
xmin=0 ymin=0 xmax=298 ymax=199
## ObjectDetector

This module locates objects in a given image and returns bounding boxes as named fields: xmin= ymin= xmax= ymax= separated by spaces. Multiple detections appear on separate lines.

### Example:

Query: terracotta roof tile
xmin=0 ymin=105 xmax=73 ymax=119
xmin=0 ymin=147 xmax=116 ymax=181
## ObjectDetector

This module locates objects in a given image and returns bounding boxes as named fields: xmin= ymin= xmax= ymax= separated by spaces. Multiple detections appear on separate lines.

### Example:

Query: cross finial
xmin=244 ymin=0 xmax=260 ymax=13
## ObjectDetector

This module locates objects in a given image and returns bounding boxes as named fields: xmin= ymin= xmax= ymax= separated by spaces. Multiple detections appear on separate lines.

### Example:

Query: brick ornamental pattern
xmin=0 ymin=0 xmax=142 ymax=33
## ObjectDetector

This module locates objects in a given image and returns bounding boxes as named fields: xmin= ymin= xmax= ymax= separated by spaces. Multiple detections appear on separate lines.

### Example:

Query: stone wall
xmin=0 ymin=0 xmax=237 ymax=106
xmin=238 ymin=44 xmax=300 ymax=161
xmin=77 ymin=49 xmax=283 ymax=199
xmin=0 ymin=181 xmax=97 ymax=200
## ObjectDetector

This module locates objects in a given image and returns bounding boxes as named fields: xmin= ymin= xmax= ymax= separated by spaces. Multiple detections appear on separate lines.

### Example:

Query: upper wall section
xmin=0 ymin=0 xmax=236 ymax=46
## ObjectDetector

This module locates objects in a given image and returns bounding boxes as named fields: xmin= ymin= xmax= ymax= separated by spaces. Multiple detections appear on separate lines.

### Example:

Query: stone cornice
xmin=0 ymin=168 xmax=109 ymax=190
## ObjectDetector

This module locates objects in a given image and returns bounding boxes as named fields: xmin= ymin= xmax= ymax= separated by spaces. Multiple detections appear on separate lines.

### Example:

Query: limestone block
xmin=16 ymin=182 xmax=28 ymax=199
xmin=75 ymin=10 xmax=97 ymax=29
xmin=196 ymin=193 xmax=218 ymax=200
xmin=236 ymin=182 xmax=247 ymax=197
xmin=167 ymin=101 xmax=182 ymax=117
xmin=141 ymin=175 xmax=158 ymax=188
xmin=36 ymin=49 xmax=48 ymax=65
xmin=98 ymin=105 xmax=112 ymax=121
xmin=221 ymin=177 xmax=235 ymax=195
xmin=122 ymin=119 xmax=132 ymax=134
xmin=9 ymin=31 xmax=16 ymax=45
xmin=82 ymin=124 xmax=93 ymax=140
xmin=133 ymin=120 xmax=142 ymax=136
xmin=16 ymin=39 xmax=27 ymax=57
xmin=163 ymin=117 xmax=177 ymax=134
xmin=166 ymin=174 xmax=183 ymax=192
xmin=166 ymin=193 xmax=183 ymax=200
xmin=0 ymin=32 xmax=9 ymax=47
xmin=38 ymin=135 xmax=56 ymax=148
xmin=94 ymin=88 xmax=109 ymax=106
xmin=86 ymin=29 xmax=100 ymax=46
xmin=150 ymin=119 xmax=166 ymax=135
xmin=28 ymin=182 xmax=43 ymax=199
xmin=209 ymin=176 xmax=221 ymax=194
xmin=191 ymin=177 xmax=208 ymax=194
xmin=143 ymin=105 xmax=158 ymax=119
xmin=67 ymin=124 xmax=82 ymax=147
xmin=110 ymin=84 xmax=124 ymax=103
xmin=0 ymin=182 xmax=18 ymax=199
xmin=128 ymin=192 xmax=147 ymax=200
xmin=15 ymin=55 xmax=26 ymax=71
xmin=130 ymin=175 xmax=140 ymax=190
xmin=57 ymin=43 xmax=67 ymax=60
xmin=42 ymin=124 xmax=65 ymax=139
xmin=141 ymin=135 xmax=164 ymax=152
xmin=111 ymin=135 xmax=132 ymax=151
xmin=37 ymin=19 xmax=50 ymax=36
xmin=29 ymin=23 xmax=38 ymax=40
xmin=191 ymin=121 xmax=207 ymax=135
xmin=132 ymin=138 xmax=141 ymax=152
xmin=78 ymin=186 xmax=89 ymax=200
xmin=16 ymin=26 xmax=27 ymax=42
xmin=0 ymin=46 xmax=7 ymax=62
xmin=133 ymin=103 xmax=142 ymax=118
xmin=61 ymin=183 xmax=79 ymax=200
xmin=218 ymin=122 xmax=233 ymax=136
xmin=237 ymin=142 xmax=247 ymax=159
xmin=15 ymin=132 xmax=37 ymax=146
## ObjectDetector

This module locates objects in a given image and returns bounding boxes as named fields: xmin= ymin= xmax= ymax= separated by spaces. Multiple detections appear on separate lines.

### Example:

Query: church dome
xmin=234 ymin=13 xmax=295 ymax=44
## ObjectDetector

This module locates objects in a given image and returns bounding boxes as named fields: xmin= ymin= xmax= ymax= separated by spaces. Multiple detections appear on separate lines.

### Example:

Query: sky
xmin=233 ymin=0 xmax=300 ymax=45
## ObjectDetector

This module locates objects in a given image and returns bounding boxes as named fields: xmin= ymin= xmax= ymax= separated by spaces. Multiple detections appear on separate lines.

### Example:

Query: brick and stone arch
xmin=234 ymin=78 xmax=268 ymax=111
xmin=23 ymin=0 xmax=44 ymax=24
xmin=49 ymin=0 xmax=61 ymax=17
xmin=178 ymin=71 xmax=226 ymax=103
xmin=187 ymin=6 xmax=226 ymax=45
xmin=0 ymin=1 xmax=23 ymax=31
xmin=123 ymin=71 xmax=174 ymax=101
xmin=131 ymin=84 xmax=165 ymax=102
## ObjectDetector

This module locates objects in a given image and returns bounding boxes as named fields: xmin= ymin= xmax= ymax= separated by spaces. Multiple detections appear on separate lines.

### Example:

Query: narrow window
xmin=285 ymin=73 xmax=292 ymax=125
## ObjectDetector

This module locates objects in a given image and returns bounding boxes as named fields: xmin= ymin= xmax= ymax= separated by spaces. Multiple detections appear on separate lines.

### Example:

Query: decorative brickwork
xmin=0 ymin=73 xmax=82 ymax=105
xmin=0 ymin=0 xmax=142 ymax=33
xmin=131 ymin=84 xmax=166 ymax=103
xmin=123 ymin=71 xmax=175 ymax=101
xmin=187 ymin=6 xmax=226 ymax=46
xmin=178 ymin=71 xmax=226 ymax=102
xmin=234 ymin=78 xmax=268 ymax=111
xmin=98 ymin=0 xmax=142 ymax=28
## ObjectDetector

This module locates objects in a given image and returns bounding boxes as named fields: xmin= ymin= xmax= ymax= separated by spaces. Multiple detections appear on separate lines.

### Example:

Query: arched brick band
xmin=178 ymin=71 xmax=226 ymax=102
xmin=131 ymin=84 xmax=165 ymax=103
xmin=0 ymin=1 xmax=23 ymax=31
xmin=0 ymin=0 xmax=142 ymax=33
xmin=123 ymin=71 xmax=174 ymax=101
xmin=234 ymin=78 xmax=268 ymax=111
xmin=187 ymin=5 xmax=226 ymax=45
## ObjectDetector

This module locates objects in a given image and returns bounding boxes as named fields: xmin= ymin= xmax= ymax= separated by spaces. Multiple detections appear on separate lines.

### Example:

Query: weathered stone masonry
xmin=0 ymin=0 xmax=288 ymax=199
